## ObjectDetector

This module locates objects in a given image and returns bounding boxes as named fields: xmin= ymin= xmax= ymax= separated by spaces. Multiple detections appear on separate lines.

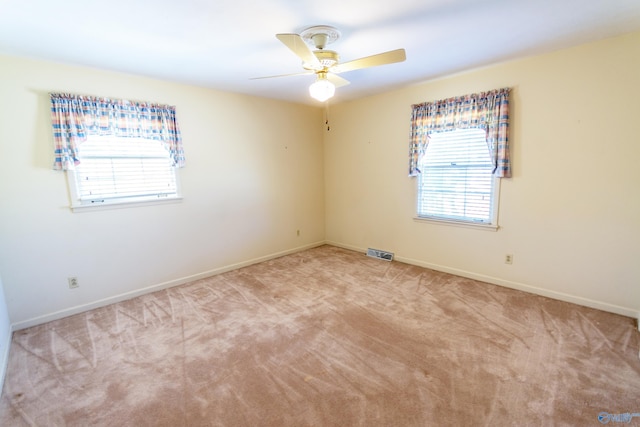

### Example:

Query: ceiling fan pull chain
xmin=325 ymin=103 xmax=330 ymax=131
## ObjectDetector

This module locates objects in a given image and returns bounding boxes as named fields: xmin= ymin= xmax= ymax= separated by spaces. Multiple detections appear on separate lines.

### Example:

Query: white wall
xmin=324 ymin=32 xmax=640 ymax=319
xmin=0 ymin=56 xmax=326 ymax=328
xmin=1 ymin=32 xmax=638 ymax=332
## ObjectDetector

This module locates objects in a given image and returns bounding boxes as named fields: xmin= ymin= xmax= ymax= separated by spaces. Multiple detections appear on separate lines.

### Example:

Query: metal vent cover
xmin=366 ymin=248 xmax=394 ymax=261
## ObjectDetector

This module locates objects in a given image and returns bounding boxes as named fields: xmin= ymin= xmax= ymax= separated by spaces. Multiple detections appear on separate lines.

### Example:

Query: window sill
xmin=413 ymin=216 xmax=499 ymax=231
xmin=70 ymin=197 xmax=183 ymax=213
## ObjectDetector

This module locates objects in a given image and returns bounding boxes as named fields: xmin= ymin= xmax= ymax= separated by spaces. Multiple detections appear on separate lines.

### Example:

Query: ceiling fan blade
xmin=332 ymin=48 xmax=406 ymax=74
xmin=327 ymin=73 xmax=350 ymax=88
xmin=276 ymin=33 xmax=322 ymax=69
xmin=250 ymin=71 xmax=314 ymax=80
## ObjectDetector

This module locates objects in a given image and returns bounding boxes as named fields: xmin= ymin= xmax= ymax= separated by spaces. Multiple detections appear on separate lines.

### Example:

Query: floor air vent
xmin=366 ymin=248 xmax=394 ymax=261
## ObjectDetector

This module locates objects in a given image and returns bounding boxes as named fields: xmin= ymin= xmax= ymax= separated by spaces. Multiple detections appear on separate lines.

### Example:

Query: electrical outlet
xmin=68 ymin=276 xmax=79 ymax=289
xmin=505 ymin=254 xmax=513 ymax=265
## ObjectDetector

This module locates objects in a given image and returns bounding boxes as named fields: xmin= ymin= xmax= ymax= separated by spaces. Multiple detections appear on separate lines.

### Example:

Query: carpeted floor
xmin=1 ymin=245 xmax=639 ymax=426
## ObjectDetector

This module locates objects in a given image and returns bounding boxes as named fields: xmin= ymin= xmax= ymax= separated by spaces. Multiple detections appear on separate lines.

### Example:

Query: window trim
xmin=65 ymin=134 xmax=183 ymax=212
xmin=67 ymin=189 xmax=183 ymax=212
xmin=66 ymin=165 xmax=183 ymax=212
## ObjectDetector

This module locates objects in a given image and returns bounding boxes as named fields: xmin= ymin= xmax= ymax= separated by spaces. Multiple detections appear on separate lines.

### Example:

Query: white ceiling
xmin=2 ymin=0 xmax=640 ymax=105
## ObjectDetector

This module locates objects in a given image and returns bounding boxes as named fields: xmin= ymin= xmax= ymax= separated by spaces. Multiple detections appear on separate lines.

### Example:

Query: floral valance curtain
xmin=409 ymin=87 xmax=511 ymax=178
xmin=50 ymin=93 xmax=185 ymax=171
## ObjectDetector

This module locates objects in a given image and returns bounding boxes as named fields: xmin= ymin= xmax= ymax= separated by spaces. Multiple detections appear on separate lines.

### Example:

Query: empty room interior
xmin=0 ymin=0 xmax=639 ymax=425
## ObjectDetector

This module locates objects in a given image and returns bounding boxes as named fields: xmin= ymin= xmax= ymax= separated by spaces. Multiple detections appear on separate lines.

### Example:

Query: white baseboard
xmin=327 ymin=241 xmax=639 ymax=321
xmin=11 ymin=240 xmax=639 ymax=332
xmin=0 ymin=326 xmax=11 ymax=396
xmin=12 ymin=241 xmax=326 ymax=331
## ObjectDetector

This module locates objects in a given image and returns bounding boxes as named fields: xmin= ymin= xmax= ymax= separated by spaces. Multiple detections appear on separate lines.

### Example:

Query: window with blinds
xmin=69 ymin=135 xmax=180 ymax=208
xmin=417 ymin=128 xmax=496 ymax=224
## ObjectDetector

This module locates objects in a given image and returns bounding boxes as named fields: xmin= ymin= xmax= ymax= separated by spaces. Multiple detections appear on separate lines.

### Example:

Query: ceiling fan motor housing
xmin=304 ymin=50 xmax=339 ymax=70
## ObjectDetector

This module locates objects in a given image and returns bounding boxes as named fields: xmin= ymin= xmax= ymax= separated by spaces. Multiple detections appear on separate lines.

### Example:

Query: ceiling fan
xmin=253 ymin=25 xmax=406 ymax=102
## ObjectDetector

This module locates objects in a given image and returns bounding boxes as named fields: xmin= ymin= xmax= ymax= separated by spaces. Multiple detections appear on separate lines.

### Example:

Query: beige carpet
xmin=1 ymin=245 xmax=639 ymax=426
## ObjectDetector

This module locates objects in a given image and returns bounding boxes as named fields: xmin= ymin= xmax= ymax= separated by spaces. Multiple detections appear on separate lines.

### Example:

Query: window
xmin=50 ymin=93 xmax=185 ymax=211
xmin=68 ymin=135 xmax=180 ymax=208
xmin=416 ymin=128 xmax=499 ymax=227
xmin=408 ymin=88 xmax=511 ymax=230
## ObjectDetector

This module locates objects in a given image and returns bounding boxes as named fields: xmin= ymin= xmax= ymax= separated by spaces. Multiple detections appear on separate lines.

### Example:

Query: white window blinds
xmin=417 ymin=128 xmax=494 ymax=223
xmin=73 ymin=135 xmax=178 ymax=205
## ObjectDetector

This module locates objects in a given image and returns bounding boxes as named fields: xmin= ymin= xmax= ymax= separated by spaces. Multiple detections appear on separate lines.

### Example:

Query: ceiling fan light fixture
xmin=309 ymin=74 xmax=335 ymax=102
